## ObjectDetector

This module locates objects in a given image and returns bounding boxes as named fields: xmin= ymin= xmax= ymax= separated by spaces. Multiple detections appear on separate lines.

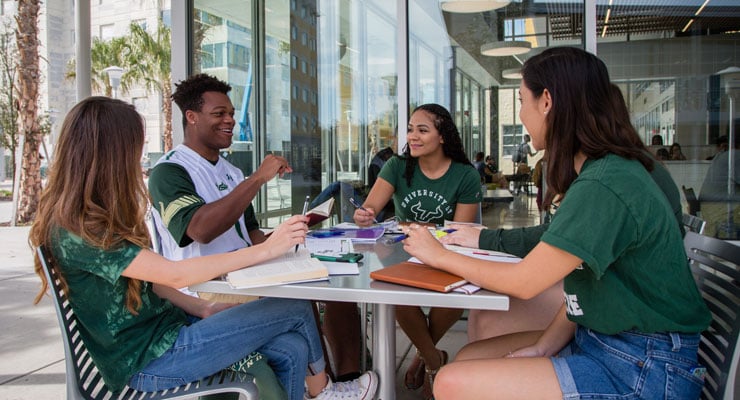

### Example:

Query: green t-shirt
xmin=49 ymin=228 xmax=188 ymax=392
xmin=378 ymin=156 xmax=481 ymax=225
xmin=148 ymin=162 xmax=259 ymax=247
xmin=541 ymin=154 xmax=710 ymax=334
xmin=478 ymin=155 xmax=684 ymax=256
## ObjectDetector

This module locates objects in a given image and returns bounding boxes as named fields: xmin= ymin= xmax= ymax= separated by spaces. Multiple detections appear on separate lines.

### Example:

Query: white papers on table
xmin=453 ymin=284 xmax=481 ymax=295
xmin=320 ymin=261 xmax=360 ymax=275
xmin=332 ymin=222 xmax=361 ymax=229
xmin=443 ymin=244 xmax=521 ymax=263
xmin=304 ymin=238 xmax=360 ymax=275
xmin=405 ymin=246 xmax=521 ymax=295
xmin=443 ymin=220 xmax=486 ymax=229
xmin=305 ymin=237 xmax=354 ymax=255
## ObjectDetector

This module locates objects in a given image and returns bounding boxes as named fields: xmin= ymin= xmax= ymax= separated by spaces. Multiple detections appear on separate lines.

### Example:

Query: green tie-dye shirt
xmin=49 ymin=228 xmax=188 ymax=392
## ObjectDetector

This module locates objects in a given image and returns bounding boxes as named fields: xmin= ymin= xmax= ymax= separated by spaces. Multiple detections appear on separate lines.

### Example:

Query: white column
xmin=75 ymin=0 xmax=91 ymax=100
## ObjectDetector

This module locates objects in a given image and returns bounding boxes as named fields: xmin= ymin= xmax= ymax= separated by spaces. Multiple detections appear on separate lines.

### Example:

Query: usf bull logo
xmin=409 ymin=201 xmax=444 ymax=222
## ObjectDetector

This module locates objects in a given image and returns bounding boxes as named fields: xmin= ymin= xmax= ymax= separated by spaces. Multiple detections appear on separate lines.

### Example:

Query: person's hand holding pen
xmin=400 ymin=223 xmax=448 ymax=266
xmin=382 ymin=228 xmax=456 ymax=246
xmin=296 ymin=195 xmax=310 ymax=252
xmin=438 ymin=224 xmax=484 ymax=248
xmin=350 ymin=198 xmax=378 ymax=226
xmin=263 ymin=215 xmax=309 ymax=257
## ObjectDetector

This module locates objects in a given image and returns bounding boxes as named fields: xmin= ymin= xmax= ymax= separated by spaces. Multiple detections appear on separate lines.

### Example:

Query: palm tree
xmin=91 ymin=36 xmax=131 ymax=96
xmin=65 ymin=35 xmax=131 ymax=97
xmin=14 ymin=0 xmax=42 ymax=224
xmin=0 ymin=21 xmax=19 ymax=187
xmin=124 ymin=22 xmax=173 ymax=151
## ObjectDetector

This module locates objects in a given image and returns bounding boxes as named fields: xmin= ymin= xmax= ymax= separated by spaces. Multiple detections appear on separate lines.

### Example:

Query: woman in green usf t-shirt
xmin=354 ymin=103 xmax=481 ymax=400
xmin=400 ymin=48 xmax=710 ymax=400
xmin=29 ymin=97 xmax=378 ymax=400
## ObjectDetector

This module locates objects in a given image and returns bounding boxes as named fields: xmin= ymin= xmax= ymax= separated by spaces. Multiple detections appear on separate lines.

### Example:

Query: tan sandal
xmin=404 ymin=349 xmax=425 ymax=390
xmin=422 ymin=349 xmax=448 ymax=400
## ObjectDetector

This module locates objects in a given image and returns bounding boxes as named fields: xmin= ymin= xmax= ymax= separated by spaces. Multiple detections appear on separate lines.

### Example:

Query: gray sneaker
xmin=309 ymin=371 xmax=378 ymax=400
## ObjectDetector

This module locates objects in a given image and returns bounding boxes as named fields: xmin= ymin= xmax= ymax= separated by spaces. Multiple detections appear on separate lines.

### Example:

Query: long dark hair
xmin=400 ymin=103 xmax=473 ymax=187
xmin=30 ymin=97 xmax=150 ymax=314
xmin=520 ymin=47 xmax=653 ymax=208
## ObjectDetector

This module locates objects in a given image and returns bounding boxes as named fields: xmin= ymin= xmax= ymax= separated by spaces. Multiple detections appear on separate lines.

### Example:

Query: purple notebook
xmin=310 ymin=226 xmax=385 ymax=242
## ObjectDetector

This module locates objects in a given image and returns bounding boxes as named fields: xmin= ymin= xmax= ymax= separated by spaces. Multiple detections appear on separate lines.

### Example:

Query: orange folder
xmin=370 ymin=261 xmax=467 ymax=293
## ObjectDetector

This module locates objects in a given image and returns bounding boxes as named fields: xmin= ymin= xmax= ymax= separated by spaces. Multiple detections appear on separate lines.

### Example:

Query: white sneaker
xmin=308 ymin=371 xmax=378 ymax=400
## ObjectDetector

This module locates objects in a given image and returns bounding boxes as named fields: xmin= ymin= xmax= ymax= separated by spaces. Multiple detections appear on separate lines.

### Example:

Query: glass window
xmin=183 ymin=1 xmax=738 ymax=235
xmin=598 ymin=2 xmax=740 ymax=237
xmin=408 ymin=0 xmax=570 ymax=172
xmin=132 ymin=18 xmax=147 ymax=30
xmin=99 ymin=23 xmax=114 ymax=40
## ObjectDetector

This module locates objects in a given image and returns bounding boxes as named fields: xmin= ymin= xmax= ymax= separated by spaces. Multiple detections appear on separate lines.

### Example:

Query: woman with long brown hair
xmin=29 ymin=96 xmax=377 ymax=400
xmin=400 ymin=47 xmax=709 ymax=399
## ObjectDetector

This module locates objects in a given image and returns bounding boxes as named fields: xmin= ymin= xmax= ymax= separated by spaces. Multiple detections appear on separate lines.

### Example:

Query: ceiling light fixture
xmin=695 ymin=0 xmax=710 ymax=16
xmin=481 ymin=40 xmax=531 ymax=56
xmin=502 ymin=68 xmax=522 ymax=79
xmin=440 ymin=0 xmax=510 ymax=13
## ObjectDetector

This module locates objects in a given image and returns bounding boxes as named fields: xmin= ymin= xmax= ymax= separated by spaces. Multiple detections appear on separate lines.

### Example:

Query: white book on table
xmin=226 ymin=248 xmax=329 ymax=289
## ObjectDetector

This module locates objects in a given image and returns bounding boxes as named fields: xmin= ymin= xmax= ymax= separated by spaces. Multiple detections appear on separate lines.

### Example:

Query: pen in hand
xmin=297 ymin=195 xmax=310 ymax=253
xmin=381 ymin=233 xmax=408 ymax=246
xmin=382 ymin=228 xmax=456 ymax=246
xmin=348 ymin=197 xmax=378 ymax=223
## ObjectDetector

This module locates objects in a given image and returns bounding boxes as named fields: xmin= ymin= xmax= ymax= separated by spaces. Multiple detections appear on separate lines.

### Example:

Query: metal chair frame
xmin=683 ymin=232 xmax=740 ymax=400
xmin=683 ymin=213 xmax=708 ymax=235
xmin=37 ymin=247 xmax=259 ymax=400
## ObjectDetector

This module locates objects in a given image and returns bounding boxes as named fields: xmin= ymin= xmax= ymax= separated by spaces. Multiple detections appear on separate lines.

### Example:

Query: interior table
xmin=483 ymin=188 xmax=514 ymax=203
xmin=190 ymin=240 xmax=510 ymax=400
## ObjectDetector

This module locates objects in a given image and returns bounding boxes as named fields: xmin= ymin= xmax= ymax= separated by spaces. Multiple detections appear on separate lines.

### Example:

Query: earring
xmin=544 ymin=111 xmax=549 ymax=115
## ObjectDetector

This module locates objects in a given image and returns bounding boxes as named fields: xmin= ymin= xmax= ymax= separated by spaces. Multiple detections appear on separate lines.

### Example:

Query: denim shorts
xmin=551 ymin=327 xmax=705 ymax=399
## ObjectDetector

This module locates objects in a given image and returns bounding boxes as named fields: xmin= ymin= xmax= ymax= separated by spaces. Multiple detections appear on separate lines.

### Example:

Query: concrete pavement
xmin=0 ymin=196 xmax=66 ymax=399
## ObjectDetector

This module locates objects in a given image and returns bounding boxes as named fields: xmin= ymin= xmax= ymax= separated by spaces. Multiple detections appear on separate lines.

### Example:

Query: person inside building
xmin=699 ymin=127 xmax=740 ymax=238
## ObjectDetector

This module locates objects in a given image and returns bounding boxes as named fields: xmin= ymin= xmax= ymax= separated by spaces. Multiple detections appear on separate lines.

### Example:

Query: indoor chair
xmin=682 ymin=185 xmax=701 ymax=216
xmin=36 ymin=247 xmax=259 ymax=400
xmin=683 ymin=232 xmax=740 ymax=400
xmin=683 ymin=213 xmax=707 ymax=235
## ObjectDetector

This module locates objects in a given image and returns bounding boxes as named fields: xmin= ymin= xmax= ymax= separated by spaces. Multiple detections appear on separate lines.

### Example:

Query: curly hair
xmin=400 ymin=103 xmax=473 ymax=187
xmin=29 ymin=97 xmax=150 ymax=315
xmin=171 ymin=73 xmax=232 ymax=129
xmin=520 ymin=47 xmax=653 ymax=209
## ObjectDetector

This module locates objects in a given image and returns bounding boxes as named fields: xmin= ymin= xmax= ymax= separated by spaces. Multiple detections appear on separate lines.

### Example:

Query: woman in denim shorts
xmin=400 ymin=47 xmax=711 ymax=399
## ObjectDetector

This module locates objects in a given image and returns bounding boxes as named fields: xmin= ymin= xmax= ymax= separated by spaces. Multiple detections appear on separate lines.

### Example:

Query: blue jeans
xmin=129 ymin=298 xmax=326 ymax=400
xmin=552 ymin=327 xmax=704 ymax=399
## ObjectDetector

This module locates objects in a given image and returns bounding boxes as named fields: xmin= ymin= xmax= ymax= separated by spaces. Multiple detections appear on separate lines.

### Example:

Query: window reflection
xmin=185 ymin=1 xmax=739 ymax=236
